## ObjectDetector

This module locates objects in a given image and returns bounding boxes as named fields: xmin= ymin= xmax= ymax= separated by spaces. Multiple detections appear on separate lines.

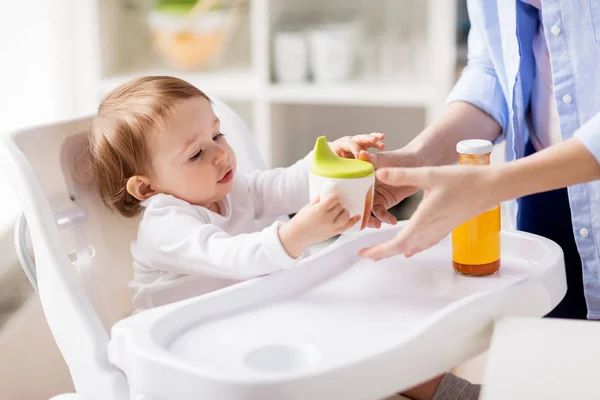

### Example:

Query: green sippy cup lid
xmin=310 ymin=136 xmax=375 ymax=179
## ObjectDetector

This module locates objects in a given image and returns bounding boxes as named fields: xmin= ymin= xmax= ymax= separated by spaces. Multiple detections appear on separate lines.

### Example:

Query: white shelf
xmin=101 ymin=71 xmax=434 ymax=108
xmin=87 ymin=0 xmax=460 ymax=167
xmin=268 ymin=82 xmax=434 ymax=107
xmin=99 ymin=68 xmax=260 ymax=102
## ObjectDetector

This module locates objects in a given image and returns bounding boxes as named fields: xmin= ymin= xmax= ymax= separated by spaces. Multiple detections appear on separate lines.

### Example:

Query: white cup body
xmin=309 ymin=172 xmax=375 ymax=233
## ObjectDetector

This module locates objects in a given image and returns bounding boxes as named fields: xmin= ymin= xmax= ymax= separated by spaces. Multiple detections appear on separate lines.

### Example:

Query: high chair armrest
xmin=480 ymin=316 xmax=600 ymax=399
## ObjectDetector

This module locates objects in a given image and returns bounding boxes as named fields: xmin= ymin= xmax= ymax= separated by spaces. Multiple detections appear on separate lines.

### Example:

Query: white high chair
xmin=0 ymin=97 xmax=576 ymax=400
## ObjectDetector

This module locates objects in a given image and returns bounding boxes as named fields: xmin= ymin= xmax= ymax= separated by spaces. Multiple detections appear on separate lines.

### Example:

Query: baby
xmin=88 ymin=76 xmax=385 ymax=312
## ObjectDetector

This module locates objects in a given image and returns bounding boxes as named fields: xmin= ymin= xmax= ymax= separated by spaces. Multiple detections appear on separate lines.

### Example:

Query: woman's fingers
xmin=376 ymin=167 xmax=428 ymax=189
xmin=359 ymin=225 xmax=413 ymax=260
xmin=359 ymin=195 xmax=432 ymax=259
xmin=372 ymin=205 xmax=397 ymax=226
xmin=358 ymin=150 xmax=374 ymax=165
xmin=357 ymin=164 xmax=492 ymax=261
xmin=367 ymin=215 xmax=382 ymax=229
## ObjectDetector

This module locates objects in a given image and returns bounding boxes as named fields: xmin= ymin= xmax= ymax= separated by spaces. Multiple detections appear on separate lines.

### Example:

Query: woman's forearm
xmin=492 ymin=138 xmax=600 ymax=204
xmin=406 ymin=101 xmax=503 ymax=167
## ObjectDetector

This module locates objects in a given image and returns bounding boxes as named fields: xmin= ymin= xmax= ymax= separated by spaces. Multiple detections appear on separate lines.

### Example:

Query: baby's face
xmin=147 ymin=96 xmax=236 ymax=207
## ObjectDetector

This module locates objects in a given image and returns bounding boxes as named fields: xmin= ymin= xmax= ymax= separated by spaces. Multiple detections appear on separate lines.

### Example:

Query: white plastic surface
xmin=110 ymin=224 xmax=566 ymax=400
xmin=481 ymin=316 xmax=600 ymax=400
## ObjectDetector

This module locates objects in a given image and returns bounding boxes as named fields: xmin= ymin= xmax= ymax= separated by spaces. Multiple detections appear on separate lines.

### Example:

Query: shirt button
xmin=580 ymin=228 xmax=590 ymax=238
xmin=562 ymin=94 xmax=573 ymax=104
xmin=551 ymin=24 xmax=561 ymax=35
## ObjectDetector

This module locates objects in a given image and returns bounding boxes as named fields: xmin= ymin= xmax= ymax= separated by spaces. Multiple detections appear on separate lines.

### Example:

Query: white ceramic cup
xmin=308 ymin=22 xmax=361 ymax=83
xmin=309 ymin=172 xmax=375 ymax=233
xmin=273 ymin=30 xmax=309 ymax=83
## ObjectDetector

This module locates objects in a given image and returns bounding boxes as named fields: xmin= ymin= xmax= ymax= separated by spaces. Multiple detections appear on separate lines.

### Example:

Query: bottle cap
xmin=310 ymin=136 xmax=374 ymax=179
xmin=456 ymin=139 xmax=494 ymax=155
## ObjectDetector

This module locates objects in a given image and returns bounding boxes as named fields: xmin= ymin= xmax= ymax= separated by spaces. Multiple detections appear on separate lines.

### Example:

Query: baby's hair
xmin=88 ymin=76 xmax=210 ymax=217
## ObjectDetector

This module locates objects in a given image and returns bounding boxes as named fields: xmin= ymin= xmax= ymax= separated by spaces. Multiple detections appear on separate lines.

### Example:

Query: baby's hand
xmin=330 ymin=133 xmax=386 ymax=159
xmin=278 ymin=194 xmax=360 ymax=258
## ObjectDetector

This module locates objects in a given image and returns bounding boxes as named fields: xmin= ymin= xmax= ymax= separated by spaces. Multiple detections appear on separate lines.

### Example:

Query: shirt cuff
xmin=446 ymin=66 xmax=509 ymax=141
xmin=264 ymin=220 xmax=306 ymax=270
xmin=574 ymin=112 xmax=600 ymax=165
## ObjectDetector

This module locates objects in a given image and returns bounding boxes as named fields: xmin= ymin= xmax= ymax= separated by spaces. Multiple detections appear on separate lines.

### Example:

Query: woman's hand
xmin=357 ymin=148 xmax=423 ymax=228
xmin=359 ymin=164 xmax=499 ymax=260
xmin=358 ymin=137 xmax=600 ymax=260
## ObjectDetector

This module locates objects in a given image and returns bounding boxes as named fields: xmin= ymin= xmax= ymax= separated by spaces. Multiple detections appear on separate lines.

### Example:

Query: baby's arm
xmin=244 ymin=155 xmax=311 ymax=220
xmin=137 ymin=198 xmax=301 ymax=279
xmin=136 ymin=194 xmax=357 ymax=279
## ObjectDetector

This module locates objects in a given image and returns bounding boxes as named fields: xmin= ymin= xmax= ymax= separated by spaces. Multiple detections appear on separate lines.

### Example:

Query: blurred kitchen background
xmin=0 ymin=0 xmax=483 ymax=398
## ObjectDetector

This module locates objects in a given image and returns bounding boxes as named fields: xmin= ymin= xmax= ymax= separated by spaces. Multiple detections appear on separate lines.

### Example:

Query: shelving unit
xmin=268 ymin=82 xmax=434 ymax=107
xmin=83 ymin=0 xmax=461 ymax=168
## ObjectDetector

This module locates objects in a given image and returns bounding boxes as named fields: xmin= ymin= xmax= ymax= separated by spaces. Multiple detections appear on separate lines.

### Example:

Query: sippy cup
xmin=309 ymin=136 xmax=375 ymax=232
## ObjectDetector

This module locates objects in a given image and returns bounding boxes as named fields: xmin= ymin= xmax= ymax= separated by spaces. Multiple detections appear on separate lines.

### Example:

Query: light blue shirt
xmin=447 ymin=0 xmax=600 ymax=318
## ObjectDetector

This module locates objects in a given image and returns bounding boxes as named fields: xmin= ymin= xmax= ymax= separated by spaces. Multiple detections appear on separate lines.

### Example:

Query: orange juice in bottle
xmin=452 ymin=140 xmax=501 ymax=276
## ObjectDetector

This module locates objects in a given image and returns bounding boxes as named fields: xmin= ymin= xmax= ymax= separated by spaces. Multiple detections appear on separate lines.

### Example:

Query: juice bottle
xmin=451 ymin=139 xmax=501 ymax=276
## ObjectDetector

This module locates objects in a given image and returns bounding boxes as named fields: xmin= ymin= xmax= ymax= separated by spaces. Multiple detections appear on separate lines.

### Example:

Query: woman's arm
xmin=359 ymin=138 xmax=600 ymax=260
xmin=496 ymin=138 xmax=600 ymax=202
xmin=411 ymin=0 xmax=508 ymax=167
xmin=407 ymin=101 xmax=503 ymax=167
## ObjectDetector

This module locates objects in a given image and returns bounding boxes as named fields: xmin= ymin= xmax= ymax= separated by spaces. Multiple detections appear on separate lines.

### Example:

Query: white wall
xmin=0 ymin=2 xmax=90 ymax=397
xmin=0 ymin=0 xmax=87 ymax=244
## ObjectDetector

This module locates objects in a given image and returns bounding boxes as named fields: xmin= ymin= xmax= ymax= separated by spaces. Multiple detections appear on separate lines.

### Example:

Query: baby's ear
xmin=126 ymin=175 xmax=156 ymax=201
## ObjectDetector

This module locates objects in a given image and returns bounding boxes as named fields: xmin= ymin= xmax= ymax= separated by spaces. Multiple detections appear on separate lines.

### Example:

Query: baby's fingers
xmin=337 ymin=138 xmax=363 ymax=158
xmin=336 ymin=214 xmax=361 ymax=233
xmin=321 ymin=193 xmax=342 ymax=210
xmin=353 ymin=133 xmax=386 ymax=150
xmin=355 ymin=132 xmax=385 ymax=142
xmin=333 ymin=208 xmax=350 ymax=225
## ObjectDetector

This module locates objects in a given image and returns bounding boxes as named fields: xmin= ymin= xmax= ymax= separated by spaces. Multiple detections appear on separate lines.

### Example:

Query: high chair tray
xmin=108 ymin=223 xmax=566 ymax=400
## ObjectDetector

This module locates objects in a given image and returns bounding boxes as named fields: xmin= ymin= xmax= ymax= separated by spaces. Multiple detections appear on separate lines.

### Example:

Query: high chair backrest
xmin=0 ymin=98 xmax=266 ymax=400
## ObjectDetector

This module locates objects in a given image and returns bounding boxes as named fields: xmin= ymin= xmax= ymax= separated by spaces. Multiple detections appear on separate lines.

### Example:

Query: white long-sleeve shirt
xmin=130 ymin=156 xmax=310 ymax=312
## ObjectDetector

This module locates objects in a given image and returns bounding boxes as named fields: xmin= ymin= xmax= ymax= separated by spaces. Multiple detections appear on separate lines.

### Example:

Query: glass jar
xmin=451 ymin=139 xmax=501 ymax=276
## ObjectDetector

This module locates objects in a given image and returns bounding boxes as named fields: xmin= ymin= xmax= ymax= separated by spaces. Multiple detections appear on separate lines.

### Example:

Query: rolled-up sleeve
xmin=446 ymin=0 xmax=509 ymax=138
xmin=574 ymin=112 xmax=600 ymax=165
